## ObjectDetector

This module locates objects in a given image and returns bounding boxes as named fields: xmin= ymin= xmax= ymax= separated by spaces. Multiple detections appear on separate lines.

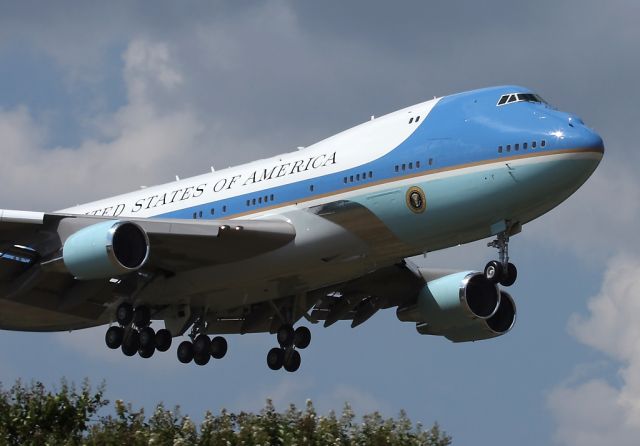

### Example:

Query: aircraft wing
xmin=0 ymin=209 xmax=296 ymax=273
xmin=0 ymin=209 xmax=296 ymax=330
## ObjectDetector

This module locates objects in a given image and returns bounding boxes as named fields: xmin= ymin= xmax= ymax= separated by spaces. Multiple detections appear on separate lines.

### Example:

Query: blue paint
xmin=156 ymin=86 xmax=604 ymax=227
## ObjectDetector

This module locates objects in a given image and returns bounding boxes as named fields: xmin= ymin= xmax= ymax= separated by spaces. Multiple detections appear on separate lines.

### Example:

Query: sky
xmin=0 ymin=1 xmax=639 ymax=444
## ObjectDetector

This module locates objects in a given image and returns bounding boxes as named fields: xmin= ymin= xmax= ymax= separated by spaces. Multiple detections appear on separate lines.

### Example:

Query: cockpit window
xmin=497 ymin=92 xmax=546 ymax=106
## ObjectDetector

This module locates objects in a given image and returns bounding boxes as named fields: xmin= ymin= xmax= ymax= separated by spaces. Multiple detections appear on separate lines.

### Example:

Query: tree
xmin=0 ymin=380 xmax=452 ymax=445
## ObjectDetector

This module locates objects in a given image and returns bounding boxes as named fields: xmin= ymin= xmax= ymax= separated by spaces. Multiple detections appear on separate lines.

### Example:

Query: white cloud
xmin=0 ymin=38 xmax=207 ymax=211
xmin=548 ymin=254 xmax=640 ymax=445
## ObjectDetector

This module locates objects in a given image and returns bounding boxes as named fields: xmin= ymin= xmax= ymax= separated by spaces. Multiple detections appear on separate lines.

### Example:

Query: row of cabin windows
xmin=344 ymin=171 xmax=373 ymax=184
xmin=394 ymin=158 xmax=433 ymax=173
xmin=246 ymin=194 xmax=276 ymax=207
xmin=498 ymin=139 xmax=546 ymax=154
xmin=408 ymin=115 xmax=421 ymax=124
xmin=193 ymin=204 xmax=229 ymax=219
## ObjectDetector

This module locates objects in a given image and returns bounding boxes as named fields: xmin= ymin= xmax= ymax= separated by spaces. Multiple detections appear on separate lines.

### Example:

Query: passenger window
xmin=269 ymin=195 xmax=274 ymax=201
xmin=409 ymin=117 xmax=414 ymax=124
xmin=532 ymin=141 xmax=537 ymax=148
xmin=356 ymin=174 xmax=360 ymax=181
xmin=416 ymin=161 xmax=421 ymax=168
xmin=428 ymin=158 xmax=433 ymax=166
xmin=408 ymin=162 xmax=413 ymax=169
xmin=523 ymin=142 xmax=528 ymax=149
xmin=223 ymin=205 xmax=227 ymax=212
xmin=515 ymin=144 xmax=519 ymax=151
xmin=541 ymin=140 xmax=546 ymax=147
xmin=506 ymin=145 xmax=511 ymax=152
xmin=395 ymin=166 xmax=399 ymax=172
xmin=498 ymin=146 xmax=503 ymax=153
xmin=210 ymin=208 xmax=215 ymax=215
xmin=415 ymin=116 xmax=420 ymax=123
xmin=402 ymin=164 xmax=406 ymax=171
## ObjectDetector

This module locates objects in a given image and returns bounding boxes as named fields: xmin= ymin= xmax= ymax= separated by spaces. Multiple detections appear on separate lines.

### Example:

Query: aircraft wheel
xmin=121 ymin=330 xmax=140 ymax=357
xmin=116 ymin=302 xmax=134 ymax=326
xmin=283 ymin=349 xmax=301 ymax=373
xmin=177 ymin=341 xmax=194 ymax=364
xmin=499 ymin=263 xmax=518 ymax=287
xmin=193 ymin=334 xmax=211 ymax=356
xmin=133 ymin=306 xmax=151 ymax=327
xmin=484 ymin=260 xmax=503 ymax=284
xmin=267 ymin=347 xmax=284 ymax=370
xmin=139 ymin=326 xmax=156 ymax=350
xmin=277 ymin=324 xmax=295 ymax=347
xmin=293 ymin=326 xmax=311 ymax=349
xmin=105 ymin=326 xmax=124 ymax=349
xmin=139 ymin=345 xmax=155 ymax=359
xmin=210 ymin=336 xmax=228 ymax=359
xmin=155 ymin=329 xmax=172 ymax=352
xmin=194 ymin=351 xmax=210 ymax=366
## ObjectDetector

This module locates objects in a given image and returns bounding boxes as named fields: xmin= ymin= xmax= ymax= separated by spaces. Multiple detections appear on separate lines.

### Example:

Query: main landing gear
xmin=104 ymin=303 xmax=172 ymax=359
xmin=484 ymin=230 xmax=518 ymax=287
xmin=266 ymin=324 xmax=311 ymax=372
xmin=175 ymin=317 xmax=228 ymax=367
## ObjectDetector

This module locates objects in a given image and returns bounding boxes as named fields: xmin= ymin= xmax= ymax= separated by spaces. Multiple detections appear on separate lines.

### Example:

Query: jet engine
xmin=396 ymin=271 xmax=501 ymax=334
xmin=62 ymin=220 xmax=149 ymax=280
xmin=417 ymin=291 xmax=516 ymax=342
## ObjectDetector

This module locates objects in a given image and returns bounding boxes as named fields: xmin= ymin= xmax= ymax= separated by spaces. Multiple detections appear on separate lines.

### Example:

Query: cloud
xmin=0 ymin=38 xmax=208 ymax=211
xmin=548 ymin=254 xmax=640 ymax=445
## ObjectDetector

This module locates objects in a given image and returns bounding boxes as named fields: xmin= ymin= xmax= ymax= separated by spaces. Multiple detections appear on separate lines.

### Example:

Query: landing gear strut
xmin=485 ymin=230 xmax=518 ymax=287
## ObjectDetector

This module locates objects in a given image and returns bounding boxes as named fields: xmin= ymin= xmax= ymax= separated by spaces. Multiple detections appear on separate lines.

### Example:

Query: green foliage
xmin=0 ymin=380 xmax=452 ymax=445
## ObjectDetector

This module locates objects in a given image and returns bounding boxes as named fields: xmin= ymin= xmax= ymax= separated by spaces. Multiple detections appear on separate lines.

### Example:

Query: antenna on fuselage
xmin=175 ymin=175 xmax=180 ymax=181
xmin=210 ymin=166 xmax=215 ymax=172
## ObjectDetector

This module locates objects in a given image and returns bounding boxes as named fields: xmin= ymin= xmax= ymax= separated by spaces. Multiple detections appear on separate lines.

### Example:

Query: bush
xmin=0 ymin=380 xmax=451 ymax=445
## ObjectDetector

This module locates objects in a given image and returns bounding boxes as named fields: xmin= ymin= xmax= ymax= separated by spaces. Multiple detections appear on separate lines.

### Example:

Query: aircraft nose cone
xmin=570 ymin=121 xmax=604 ymax=156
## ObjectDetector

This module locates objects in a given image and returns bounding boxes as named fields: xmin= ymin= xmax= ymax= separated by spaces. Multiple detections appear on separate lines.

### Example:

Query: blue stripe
xmin=157 ymin=85 xmax=603 ymax=221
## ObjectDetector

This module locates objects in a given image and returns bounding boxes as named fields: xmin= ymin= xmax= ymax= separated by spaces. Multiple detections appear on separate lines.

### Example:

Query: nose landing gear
xmin=485 ymin=229 xmax=518 ymax=287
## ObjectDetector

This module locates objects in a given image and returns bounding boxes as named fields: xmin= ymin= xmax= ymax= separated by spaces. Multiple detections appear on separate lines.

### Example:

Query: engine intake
xmin=419 ymin=291 xmax=517 ymax=342
xmin=62 ymin=220 xmax=149 ymax=280
xmin=397 ymin=271 xmax=500 ymax=330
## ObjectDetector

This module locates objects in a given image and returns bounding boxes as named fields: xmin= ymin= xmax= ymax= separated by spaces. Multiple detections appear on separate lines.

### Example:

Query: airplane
xmin=0 ymin=85 xmax=604 ymax=372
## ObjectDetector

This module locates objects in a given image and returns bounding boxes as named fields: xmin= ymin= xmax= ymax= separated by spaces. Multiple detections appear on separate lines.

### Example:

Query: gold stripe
xmin=211 ymin=146 xmax=603 ymax=220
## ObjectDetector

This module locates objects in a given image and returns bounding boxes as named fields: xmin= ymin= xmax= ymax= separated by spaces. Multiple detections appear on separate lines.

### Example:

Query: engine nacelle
xmin=396 ymin=271 xmax=500 ymax=331
xmin=417 ymin=291 xmax=517 ymax=342
xmin=62 ymin=220 xmax=149 ymax=280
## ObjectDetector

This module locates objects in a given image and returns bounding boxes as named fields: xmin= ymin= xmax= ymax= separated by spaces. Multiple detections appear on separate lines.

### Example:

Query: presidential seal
xmin=406 ymin=186 xmax=426 ymax=213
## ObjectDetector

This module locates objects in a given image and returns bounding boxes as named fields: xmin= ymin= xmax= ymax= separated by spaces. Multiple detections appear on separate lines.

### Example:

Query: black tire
xmin=155 ymin=329 xmax=172 ymax=352
xmin=193 ymin=334 xmax=211 ymax=356
xmin=283 ymin=349 xmax=301 ymax=373
xmin=105 ymin=326 xmax=124 ymax=349
xmin=277 ymin=324 xmax=294 ymax=347
xmin=499 ymin=263 xmax=518 ymax=287
xmin=116 ymin=302 xmax=133 ymax=326
xmin=484 ymin=260 xmax=504 ymax=284
xmin=121 ymin=330 xmax=140 ymax=357
xmin=139 ymin=326 xmax=156 ymax=349
xmin=210 ymin=336 xmax=228 ymax=359
xmin=177 ymin=341 xmax=194 ymax=364
xmin=194 ymin=351 xmax=210 ymax=366
xmin=293 ymin=326 xmax=311 ymax=349
xmin=267 ymin=347 xmax=284 ymax=370
xmin=139 ymin=345 xmax=155 ymax=359
xmin=133 ymin=306 xmax=151 ymax=327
